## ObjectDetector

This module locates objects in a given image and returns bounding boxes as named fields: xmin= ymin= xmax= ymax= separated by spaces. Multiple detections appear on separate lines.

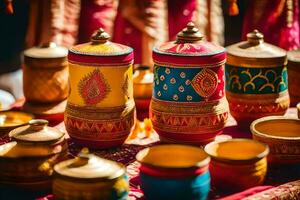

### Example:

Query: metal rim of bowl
xmin=136 ymin=144 xmax=211 ymax=169
xmin=250 ymin=116 xmax=300 ymax=141
xmin=204 ymin=138 xmax=269 ymax=164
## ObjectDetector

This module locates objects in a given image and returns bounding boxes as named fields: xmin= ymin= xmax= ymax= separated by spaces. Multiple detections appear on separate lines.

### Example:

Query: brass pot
xmin=0 ymin=119 xmax=67 ymax=188
xmin=0 ymin=111 xmax=34 ymax=135
xmin=133 ymin=65 xmax=153 ymax=119
xmin=287 ymin=50 xmax=300 ymax=106
xmin=23 ymin=42 xmax=69 ymax=103
xmin=53 ymin=149 xmax=129 ymax=200
xmin=225 ymin=30 xmax=289 ymax=127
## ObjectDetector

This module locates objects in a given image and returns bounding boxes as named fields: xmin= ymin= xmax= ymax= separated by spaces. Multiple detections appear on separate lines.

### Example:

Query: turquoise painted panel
xmin=140 ymin=171 xmax=210 ymax=200
xmin=225 ymin=64 xmax=288 ymax=94
xmin=153 ymin=64 xmax=225 ymax=102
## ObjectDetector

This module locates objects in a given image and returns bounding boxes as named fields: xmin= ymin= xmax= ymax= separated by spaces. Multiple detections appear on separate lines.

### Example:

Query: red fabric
xmin=218 ymin=186 xmax=274 ymax=200
xmin=167 ymin=0 xmax=196 ymax=40
xmin=242 ymin=0 xmax=300 ymax=50
xmin=78 ymin=0 xmax=116 ymax=43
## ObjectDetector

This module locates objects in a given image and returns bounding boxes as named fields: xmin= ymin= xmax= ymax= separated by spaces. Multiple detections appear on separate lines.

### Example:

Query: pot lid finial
xmin=91 ymin=28 xmax=110 ymax=44
xmin=247 ymin=29 xmax=264 ymax=45
xmin=176 ymin=22 xmax=203 ymax=43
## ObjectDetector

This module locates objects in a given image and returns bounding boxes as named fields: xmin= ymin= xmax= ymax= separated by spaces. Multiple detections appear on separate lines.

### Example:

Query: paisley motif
xmin=191 ymin=68 xmax=218 ymax=98
xmin=78 ymin=69 xmax=110 ymax=105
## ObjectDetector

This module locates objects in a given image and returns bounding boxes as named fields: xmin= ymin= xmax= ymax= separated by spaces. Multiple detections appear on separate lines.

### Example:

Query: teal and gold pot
xmin=225 ymin=30 xmax=289 ymax=127
xmin=53 ymin=149 xmax=129 ymax=200
xmin=150 ymin=22 xmax=229 ymax=145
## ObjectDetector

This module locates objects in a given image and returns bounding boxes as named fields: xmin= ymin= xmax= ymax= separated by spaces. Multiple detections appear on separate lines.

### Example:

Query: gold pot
xmin=287 ymin=50 xmax=300 ymax=106
xmin=53 ymin=149 xmax=129 ymax=200
xmin=23 ymin=42 xmax=69 ymax=103
xmin=225 ymin=30 xmax=289 ymax=128
xmin=133 ymin=65 xmax=153 ymax=120
xmin=0 ymin=119 xmax=67 ymax=188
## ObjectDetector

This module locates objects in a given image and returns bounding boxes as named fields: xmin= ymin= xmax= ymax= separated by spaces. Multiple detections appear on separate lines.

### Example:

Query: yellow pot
xmin=65 ymin=28 xmax=135 ymax=149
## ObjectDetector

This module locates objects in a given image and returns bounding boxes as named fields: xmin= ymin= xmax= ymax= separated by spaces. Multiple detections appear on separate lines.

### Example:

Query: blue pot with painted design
xmin=225 ymin=30 xmax=289 ymax=128
xmin=136 ymin=144 xmax=211 ymax=200
xmin=150 ymin=22 xmax=229 ymax=145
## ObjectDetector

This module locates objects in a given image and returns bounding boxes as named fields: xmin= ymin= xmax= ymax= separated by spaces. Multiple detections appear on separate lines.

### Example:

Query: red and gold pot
xmin=225 ymin=30 xmax=289 ymax=128
xmin=65 ymin=28 xmax=135 ymax=149
xmin=150 ymin=22 xmax=229 ymax=145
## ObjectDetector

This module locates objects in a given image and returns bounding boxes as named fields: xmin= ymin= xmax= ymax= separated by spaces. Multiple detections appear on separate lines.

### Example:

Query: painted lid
xmin=9 ymin=119 xmax=65 ymax=144
xmin=287 ymin=49 xmax=300 ymax=63
xmin=227 ymin=30 xmax=287 ymax=67
xmin=68 ymin=28 xmax=133 ymax=66
xmin=24 ymin=42 xmax=68 ymax=59
xmin=54 ymin=148 xmax=125 ymax=181
xmin=153 ymin=22 xmax=226 ymax=67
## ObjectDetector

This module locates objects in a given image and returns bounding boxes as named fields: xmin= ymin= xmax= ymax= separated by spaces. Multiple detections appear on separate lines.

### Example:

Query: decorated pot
xmin=136 ymin=144 xmax=210 ymax=200
xmin=23 ymin=42 xmax=68 ymax=103
xmin=251 ymin=116 xmax=300 ymax=164
xmin=150 ymin=22 xmax=229 ymax=144
xmin=226 ymin=30 xmax=289 ymax=127
xmin=204 ymin=139 xmax=269 ymax=191
xmin=53 ymin=149 xmax=129 ymax=200
xmin=133 ymin=65 xmax=153 ymax=120
xmin=287 ymin=50 xmax=300 ymax=106
xmin=65 ymin=28 xmax=135 ymax=149
xmin=0 ymin=119 xmax=67 ymax=189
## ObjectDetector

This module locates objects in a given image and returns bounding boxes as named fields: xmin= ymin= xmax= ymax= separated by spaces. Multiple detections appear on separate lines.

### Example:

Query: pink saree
xmin=242 ymin=0 xmax=300 ymax=50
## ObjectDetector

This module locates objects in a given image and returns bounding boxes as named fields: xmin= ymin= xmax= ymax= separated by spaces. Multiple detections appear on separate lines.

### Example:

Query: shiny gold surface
xmin=136 ymin=144 xmax=210 ymax=169
xmin=133 ymin=65 xmax=153 ymax=99
xmin=176 ymin=22 xmax=203 ymax=43
xmin=205 ymin=139 xmax=269 ymax=162
xmin=9 ymin=119 xmax=65 ymax=143
xmin=54 ymin=149 xmax=125 ymax=180
xmin=226 ymin=30 xmax=287 ymax=67
xmin=0 ymin=111 xmax=33 ymax=128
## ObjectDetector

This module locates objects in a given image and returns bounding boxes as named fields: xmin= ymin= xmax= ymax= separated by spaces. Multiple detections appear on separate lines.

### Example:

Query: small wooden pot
xmin=23 ymin=43 xmax=69 ymax=103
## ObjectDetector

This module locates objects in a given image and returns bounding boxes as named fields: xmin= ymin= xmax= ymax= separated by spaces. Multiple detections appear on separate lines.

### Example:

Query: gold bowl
xmin=0 ymin=111 xmax=34 ymax=135
xmin=251 ymin=116 xmax=300 ymax=164
xmin=204 ymin=139 xmax=269 ymax=191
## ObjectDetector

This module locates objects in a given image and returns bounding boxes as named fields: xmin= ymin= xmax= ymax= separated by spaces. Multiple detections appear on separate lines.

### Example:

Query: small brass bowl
xmin=251 ymin=116 xmax=300 ymax=164
xmin=204 ymin=139 xmax=269 ymax=191
xmin=0 ymin=111 xmax=34 ymax=135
